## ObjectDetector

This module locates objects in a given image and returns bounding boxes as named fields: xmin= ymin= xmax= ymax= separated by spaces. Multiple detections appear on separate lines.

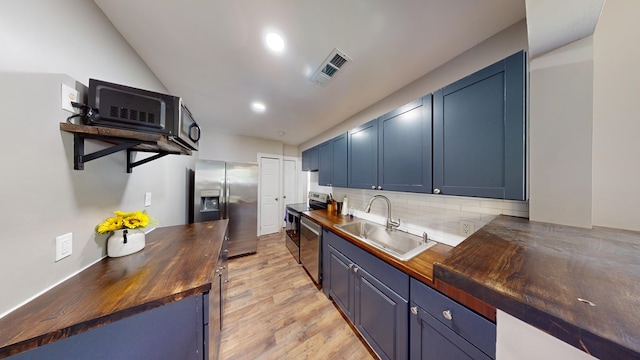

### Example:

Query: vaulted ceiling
xmin=93 ymin=1 xmax=527 ymax=145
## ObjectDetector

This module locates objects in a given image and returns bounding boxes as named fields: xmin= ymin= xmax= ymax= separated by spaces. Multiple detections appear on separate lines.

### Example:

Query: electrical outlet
xmin=459 ymin=221 xmax=475 ymax=236
xmin=61 ymin=83 xmax=78 ymax=113
xmin=144 ymin=192 xmax=152 ymax=207
xmin=55 ymin=233 xmax=73 ymax=262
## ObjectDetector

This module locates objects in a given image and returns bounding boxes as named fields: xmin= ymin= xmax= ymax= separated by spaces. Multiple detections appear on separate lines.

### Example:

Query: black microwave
xmin=86 ymin=78 xmax=200 ymax=150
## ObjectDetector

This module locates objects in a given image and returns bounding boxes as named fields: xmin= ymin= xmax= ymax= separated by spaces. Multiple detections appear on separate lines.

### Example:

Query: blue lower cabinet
xmin=10 ymin=295 xmax=207 ymax=360
xmin=323 ymin=230 xmax=497 ymax=360
xmin=355 ymin=266 xmax=408 ymax=360
xmin=327 ymin=246 xmax=355 ymax=320
xmin=410 ymin=278 xmax=496 ymax=359
xmin=324 ymin=230 xmax=409 ymax=360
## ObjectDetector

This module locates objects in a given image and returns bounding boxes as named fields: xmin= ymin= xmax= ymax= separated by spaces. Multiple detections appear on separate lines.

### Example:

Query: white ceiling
xmin=93 ymin=0 xmax=525 ymax=146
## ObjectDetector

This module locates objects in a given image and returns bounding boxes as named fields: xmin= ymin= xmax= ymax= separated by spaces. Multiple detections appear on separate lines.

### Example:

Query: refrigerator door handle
xmin=224 ymin=178 xmax=230 ymax=219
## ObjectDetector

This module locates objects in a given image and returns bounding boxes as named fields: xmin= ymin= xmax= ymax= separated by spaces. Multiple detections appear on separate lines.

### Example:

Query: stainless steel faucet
xmin=364 ymin=195 xmax=400 ymax=230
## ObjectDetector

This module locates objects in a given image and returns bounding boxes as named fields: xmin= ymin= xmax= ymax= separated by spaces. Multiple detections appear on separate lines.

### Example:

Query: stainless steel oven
xmin=285 ymin=206 xmax=303 ymax=263
xmin=300 ymin=217 xmax=322 ymax=285
xmin=285 ymin=192 xmax=328 ymax=265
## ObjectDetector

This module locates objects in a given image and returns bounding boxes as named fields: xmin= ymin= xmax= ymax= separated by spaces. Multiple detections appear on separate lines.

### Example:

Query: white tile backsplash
xmin=323 ymin=187 xmax=529 ymax=247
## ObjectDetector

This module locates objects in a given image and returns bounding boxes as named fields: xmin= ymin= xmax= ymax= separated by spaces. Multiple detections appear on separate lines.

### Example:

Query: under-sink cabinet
xmin=323 ymin=229 xmax=409 ymax=360
xmin=323 ymin=228 xmax=497 ymax=360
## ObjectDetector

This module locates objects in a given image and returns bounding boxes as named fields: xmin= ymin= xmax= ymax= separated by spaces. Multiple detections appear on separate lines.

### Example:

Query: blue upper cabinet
xmin=301 ymin=146 xmax=319 ymax=171
xmin=319 ymin=133 xmax=348 ymax=187
xmin=348 ymin=119 xmax=378 ymax=190
xmin=433 ymin=50 xmax=526 ymax=200
xmin=348 ymin=95 xmax=432 ymax=193
xmin=378 ymin=95 xmax=432 ymax=193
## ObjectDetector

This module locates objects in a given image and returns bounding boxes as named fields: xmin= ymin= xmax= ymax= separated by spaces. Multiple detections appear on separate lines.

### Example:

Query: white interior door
xmin=282 ymin=157 xmax=297 ymax=211
xmin=259 ymin=156 xmax=281 ymax=235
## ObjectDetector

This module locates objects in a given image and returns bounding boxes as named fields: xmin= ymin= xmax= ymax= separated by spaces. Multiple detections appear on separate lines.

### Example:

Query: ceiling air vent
xmin=310 ymin=48 xmax=352 ymax=86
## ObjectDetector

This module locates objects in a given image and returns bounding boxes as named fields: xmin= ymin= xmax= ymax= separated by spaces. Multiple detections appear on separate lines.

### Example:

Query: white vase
xmin=107 ymin=229 xmax=145 ymax=257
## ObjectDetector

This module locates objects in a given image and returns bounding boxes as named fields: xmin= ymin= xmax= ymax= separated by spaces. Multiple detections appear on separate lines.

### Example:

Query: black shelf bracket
xmin=64 ymin=123 xmax=190 ymax=173
xmin=127 ymin=151 xmax=170 ymax=173
xmin=74 ymin=134 xmax=142 ymax=171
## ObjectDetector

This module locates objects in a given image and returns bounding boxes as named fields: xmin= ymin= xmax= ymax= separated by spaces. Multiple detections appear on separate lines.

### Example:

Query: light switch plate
xmin=144 ymin=192 xmax=152 ymax=207
xmin=61 ymin=83 xmax=78 ymax=113
xmin=56 ymin=233 xmax=73 ymax=262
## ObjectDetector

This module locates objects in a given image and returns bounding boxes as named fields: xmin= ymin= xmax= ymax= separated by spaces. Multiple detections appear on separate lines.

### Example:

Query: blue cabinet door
xmin=302 ymin=146 xmax=319 ymax=171
xmin=378 ymin=95 xmax=432 ymax=193
xmin=318 ymin=133 xmax=348 ymax=187
xmin=433 ymin=50 xmax=526 ymax=200
xmin=326 ymin=244 xmax=355 ymax=320
xmin=355 ymin=266 xmax=409 ymax=360
xmin=348 ymin=119 xmax=378 ymax=190
xmin=331 ymin=133 xmax=348 ymax=187
xmin=318 ymin=140 xmax=332 ymax=186
xmin=410 ymin=304 xmax=492 ymax=360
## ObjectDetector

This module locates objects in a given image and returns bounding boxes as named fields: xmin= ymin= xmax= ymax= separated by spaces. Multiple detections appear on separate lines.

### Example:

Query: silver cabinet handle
xmin=410 ymin=306 xmax=418 ymax=315
xmin=353 ymin=267 xmax=359 ymax=273
xmin=371 ymin=186 xmax=376 ymax=190
xmin=434 ymin=188 xmax=441 ymax=194
xmin=442 ymin=309 xmax=452 ymax=320
xmin=348 ymin=264 xmax=354 ymax=269
xmin=377 ymin=186 xmax=382 ymax=190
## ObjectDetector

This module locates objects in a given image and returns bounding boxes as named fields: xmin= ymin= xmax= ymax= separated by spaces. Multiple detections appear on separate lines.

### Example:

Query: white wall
xmin=0 ymin=0 xmax=192 ymax=317
xmin=528 ymin=37 xmax=594 ymax=228
xmin=198 ymin=131 xmax=284 ymax=163
xmin=497 ymin=310 xmax=597 ymax=360
xmin=0 ymin=0 xmax=166 ymax=93
xmin=592 ymin=0 xmax=640 ymax=231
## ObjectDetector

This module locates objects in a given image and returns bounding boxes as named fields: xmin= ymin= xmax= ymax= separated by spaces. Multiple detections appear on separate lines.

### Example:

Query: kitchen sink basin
xmin=334 ymin=220 xmax=437 ymax=261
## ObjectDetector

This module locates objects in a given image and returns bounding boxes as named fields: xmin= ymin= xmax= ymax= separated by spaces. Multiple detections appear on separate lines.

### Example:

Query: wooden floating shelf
xmin=59 ymin=122 xmax=192 ymax=173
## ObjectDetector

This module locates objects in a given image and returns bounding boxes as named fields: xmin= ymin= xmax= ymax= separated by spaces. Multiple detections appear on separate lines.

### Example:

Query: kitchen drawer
xmin=410 ymin=278 xmax=496 ymax=357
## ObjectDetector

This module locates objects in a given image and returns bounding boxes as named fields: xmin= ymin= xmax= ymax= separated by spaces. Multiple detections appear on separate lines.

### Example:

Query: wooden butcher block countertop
xmin=307 ymin=210 xmax=640 ymax=359
xmin=435 ymin=215 xmax=640 ymax=360
xmin=0 ymin=220 xmax=228 ymax=358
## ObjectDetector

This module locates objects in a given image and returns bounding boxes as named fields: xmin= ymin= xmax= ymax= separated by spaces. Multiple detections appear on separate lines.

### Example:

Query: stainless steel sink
xmin=334 ymin=220 xmax=437 ymax=261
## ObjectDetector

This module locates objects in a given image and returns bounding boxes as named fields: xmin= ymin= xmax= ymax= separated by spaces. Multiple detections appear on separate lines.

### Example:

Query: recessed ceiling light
xmin=265 ymin=32 xmax=285 ymax=52
xmin=251 ymin=102 xmax=266 ymax=113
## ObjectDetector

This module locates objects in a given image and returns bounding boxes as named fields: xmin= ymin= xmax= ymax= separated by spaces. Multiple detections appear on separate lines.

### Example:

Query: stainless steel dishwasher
xmin=300 ymin=216 xmax=322 ymax=286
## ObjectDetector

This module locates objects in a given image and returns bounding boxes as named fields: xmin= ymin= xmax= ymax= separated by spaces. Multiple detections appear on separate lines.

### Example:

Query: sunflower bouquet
xmin=96 ymin=210 xmax=156 ymax=234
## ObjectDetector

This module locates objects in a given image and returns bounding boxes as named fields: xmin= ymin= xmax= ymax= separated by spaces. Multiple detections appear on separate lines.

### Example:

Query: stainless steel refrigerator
xmin=192 ymin=160 xmax=258 ymax=257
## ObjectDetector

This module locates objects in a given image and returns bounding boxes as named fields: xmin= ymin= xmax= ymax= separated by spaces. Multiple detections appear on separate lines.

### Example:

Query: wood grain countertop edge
xmin=0 ymin=220 xmax=228 ymax=358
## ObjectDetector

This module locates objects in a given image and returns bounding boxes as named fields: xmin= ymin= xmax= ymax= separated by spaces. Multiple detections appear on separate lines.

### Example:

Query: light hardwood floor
xmin=219 ymin=232 xmax=375 ymax=360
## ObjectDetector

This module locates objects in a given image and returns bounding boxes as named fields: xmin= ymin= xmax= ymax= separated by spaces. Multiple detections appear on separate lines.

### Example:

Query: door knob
xmin=275 ymin=197 xmax=279 ymax=201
